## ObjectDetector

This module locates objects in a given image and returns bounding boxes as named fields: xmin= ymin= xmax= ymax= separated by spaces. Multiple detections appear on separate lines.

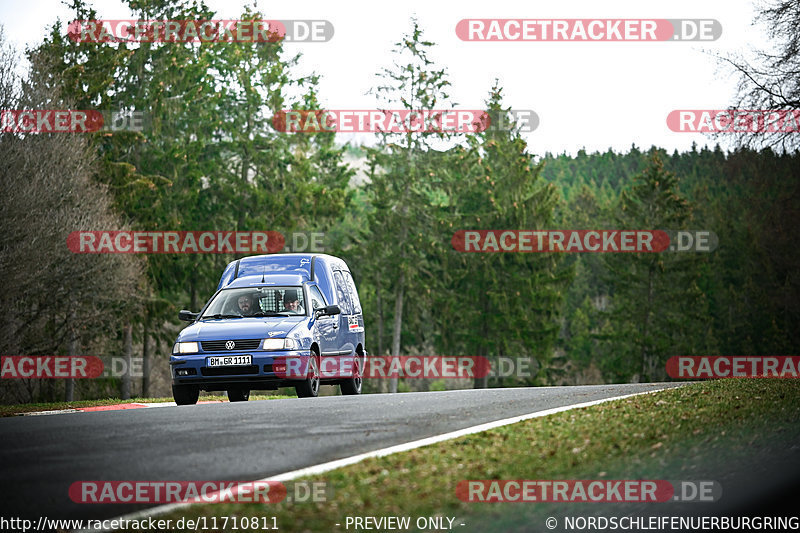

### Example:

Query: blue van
xmin=170 ymin=254 xmax=367 ymax=404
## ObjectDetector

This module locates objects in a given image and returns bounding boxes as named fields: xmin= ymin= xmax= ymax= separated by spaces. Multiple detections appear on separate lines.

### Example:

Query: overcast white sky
xmin=0 ymin=0 xmax=770 ymax=155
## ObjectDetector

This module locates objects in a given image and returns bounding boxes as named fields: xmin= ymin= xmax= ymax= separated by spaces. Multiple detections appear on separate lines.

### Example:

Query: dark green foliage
xmin=547 ymin=145 xmax=799 ymax=382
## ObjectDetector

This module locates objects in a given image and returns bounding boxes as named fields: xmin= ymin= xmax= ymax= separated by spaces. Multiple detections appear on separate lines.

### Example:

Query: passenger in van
xmin=283 ymin=290 xmax=303 ymax=314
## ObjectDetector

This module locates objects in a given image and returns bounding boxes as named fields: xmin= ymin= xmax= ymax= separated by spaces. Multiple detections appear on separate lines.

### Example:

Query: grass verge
xmin=114 ymin=380 xmax=800 ymax=532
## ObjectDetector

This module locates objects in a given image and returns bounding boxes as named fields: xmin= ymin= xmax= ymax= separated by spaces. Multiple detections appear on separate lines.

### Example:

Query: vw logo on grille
xmin=225 ymin=341 xmax=235 ymax=350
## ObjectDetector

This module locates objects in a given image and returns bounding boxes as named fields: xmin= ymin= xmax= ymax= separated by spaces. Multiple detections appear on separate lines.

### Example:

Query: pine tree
xmin=602 ymin=155 xmax=709 ymax=381
xmin=364 ymin=19 xmax=454 ymax=392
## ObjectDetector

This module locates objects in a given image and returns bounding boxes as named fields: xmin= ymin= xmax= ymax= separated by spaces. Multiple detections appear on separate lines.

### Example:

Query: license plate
xmin=207 ymin=355 xmax=252 ymax=367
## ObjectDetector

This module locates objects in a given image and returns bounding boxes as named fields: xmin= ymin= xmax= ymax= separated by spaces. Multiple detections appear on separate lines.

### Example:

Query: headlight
xmin=174 ymin=341 xmax=199 ymax=354
xmin=262 ymin=338 xmax=297 ymax=350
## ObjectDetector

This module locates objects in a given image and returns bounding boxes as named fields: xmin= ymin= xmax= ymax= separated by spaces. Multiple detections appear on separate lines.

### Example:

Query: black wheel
xmin=172 ymin=384 xmax=199 ymax=405
xmin=340 ymin=352 xmax=364 ymax=395
xmin=227 ymin=388 xmax=250 ymax=402
xmin=295 ymin=353 xmax=320 ymax=398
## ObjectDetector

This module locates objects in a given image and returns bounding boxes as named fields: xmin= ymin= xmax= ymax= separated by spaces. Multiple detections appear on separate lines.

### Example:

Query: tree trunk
xmin=640 ymin=262 xmax=655 ymax=382
xmin=474 ymin=281 xmax=490 ymax=389
xmin=376 ymin=269 xmax=385 ymax=393
xmin=121 ymin=322 xmax=133 ymax=399
xmin=190 ymin=265 xmax=197 ymax=312
xmin=65 ymin=305 xmax=78 ymax=401
xmin=389 ymin=269 xmax=405 ymax=393
xmin=142 ymin=311 xmax=151 ymax=398
xmin=376 ymin=270 xmax=384 ymax=358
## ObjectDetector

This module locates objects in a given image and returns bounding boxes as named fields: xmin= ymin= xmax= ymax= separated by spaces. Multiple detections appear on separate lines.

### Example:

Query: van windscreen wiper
xmin=202 ymin=314 xmax=243 ymax=319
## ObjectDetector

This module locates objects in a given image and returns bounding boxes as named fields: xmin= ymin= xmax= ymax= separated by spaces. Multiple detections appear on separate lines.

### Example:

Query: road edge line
xmin=74 ymin=386 xmax=672 ymax=532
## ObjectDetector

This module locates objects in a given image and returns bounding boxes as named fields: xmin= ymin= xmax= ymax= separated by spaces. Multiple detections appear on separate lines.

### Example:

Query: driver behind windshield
xmin=236 ymin=293 xmax=258 ymax=316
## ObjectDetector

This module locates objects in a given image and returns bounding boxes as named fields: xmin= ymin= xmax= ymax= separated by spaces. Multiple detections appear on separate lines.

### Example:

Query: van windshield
xmin=201 ymin=287 xmax=306 ymax=318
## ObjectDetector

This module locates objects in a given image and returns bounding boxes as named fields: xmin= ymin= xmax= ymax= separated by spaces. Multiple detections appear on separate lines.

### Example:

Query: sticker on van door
xmin=347 ymin=315 xmax=364 ymax=333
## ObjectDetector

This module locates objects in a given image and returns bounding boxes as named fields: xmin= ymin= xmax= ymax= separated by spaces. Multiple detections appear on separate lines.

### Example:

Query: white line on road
xmin=75 ymin=387 xmax=670 ymax=532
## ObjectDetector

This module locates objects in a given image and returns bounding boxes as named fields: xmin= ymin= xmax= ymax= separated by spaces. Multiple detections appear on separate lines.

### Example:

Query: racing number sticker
xmin=347 ymin=315 xmax=364 ymax=333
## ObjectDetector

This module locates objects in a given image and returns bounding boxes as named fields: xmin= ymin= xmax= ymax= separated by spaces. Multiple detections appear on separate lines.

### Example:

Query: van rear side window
xmin=343 ymin=271 xmax=362 ymax=314
xmin=333 ymin=271 xmax=353 ymax=314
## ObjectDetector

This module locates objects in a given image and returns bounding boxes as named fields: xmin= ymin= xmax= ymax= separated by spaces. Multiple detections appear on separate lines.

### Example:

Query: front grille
xmin=201 ymin=365 xmax=259 ymax=376
xmin=201 ymin=339 xmax=261 ymax=352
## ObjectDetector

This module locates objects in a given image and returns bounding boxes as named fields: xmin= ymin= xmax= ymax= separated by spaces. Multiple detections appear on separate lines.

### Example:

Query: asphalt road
xmin=0 ymin=383 xmax=680 ymax=523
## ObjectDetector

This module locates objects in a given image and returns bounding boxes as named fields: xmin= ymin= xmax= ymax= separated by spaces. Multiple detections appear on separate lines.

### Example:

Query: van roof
xmin=217 ymin=254 xmax=351 ymax=305
xmin=225 ymin=273 xmax=308 ymax=288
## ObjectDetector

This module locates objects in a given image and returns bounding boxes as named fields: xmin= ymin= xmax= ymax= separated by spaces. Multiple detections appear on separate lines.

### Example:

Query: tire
xmin=172 ymin=384 xmax=199 ymax=405
xmin=340 ymin=352 xmax=364 ymax=395
xmin=227 ymin=388 xmax=250 ymax=402
xmin=295 ymin=353 xmax=320 ymax=398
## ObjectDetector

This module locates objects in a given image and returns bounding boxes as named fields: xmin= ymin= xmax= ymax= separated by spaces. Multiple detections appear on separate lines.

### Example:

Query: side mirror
xmin=178 ymin=310 xmax=199 ymax=322
xmin=315 ymin=305 xmax=341 ymax=318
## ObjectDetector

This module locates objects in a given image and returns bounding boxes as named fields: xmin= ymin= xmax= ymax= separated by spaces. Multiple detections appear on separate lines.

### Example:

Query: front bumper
xmin=170 ymin=350 xmax=310 ymax=391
